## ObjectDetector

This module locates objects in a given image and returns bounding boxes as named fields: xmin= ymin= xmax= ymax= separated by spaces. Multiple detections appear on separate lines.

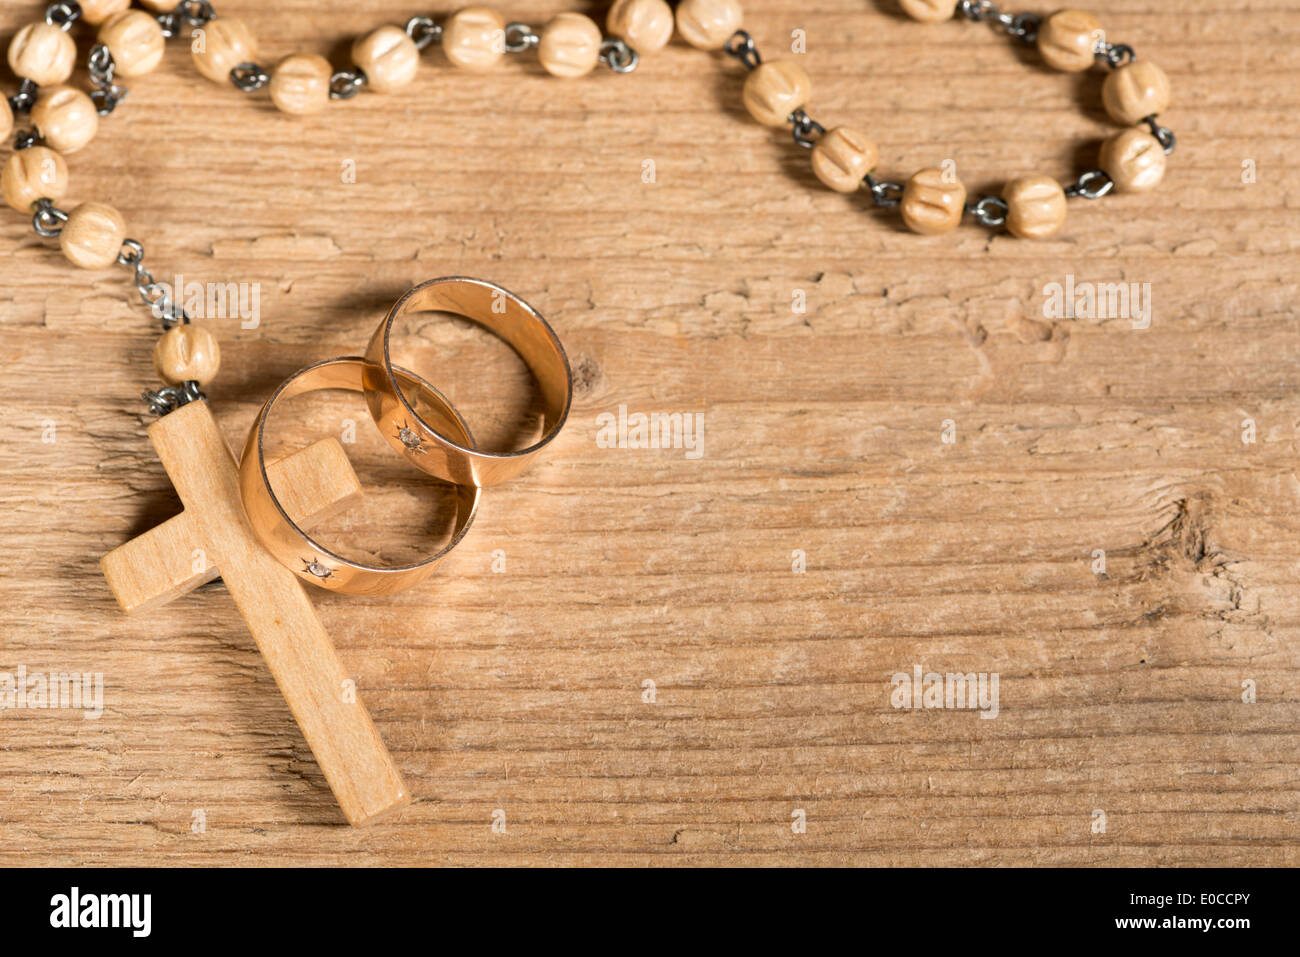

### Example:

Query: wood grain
xmin=0 ymin=0 xmax=1297 ymax=865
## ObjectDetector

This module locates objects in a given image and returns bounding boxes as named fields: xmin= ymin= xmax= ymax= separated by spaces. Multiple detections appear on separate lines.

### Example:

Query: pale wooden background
xmin=1 ymin=0 xmax=1296 ymax=865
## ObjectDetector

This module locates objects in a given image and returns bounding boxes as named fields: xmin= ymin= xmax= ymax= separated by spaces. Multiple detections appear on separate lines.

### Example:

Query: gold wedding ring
xmin=239 ymin=279 xmax=568 ymax=593
xmin=239 ymin=356 xmax=480 ymax=596
xmin=363 ymin=277 xmax=572 ymax=487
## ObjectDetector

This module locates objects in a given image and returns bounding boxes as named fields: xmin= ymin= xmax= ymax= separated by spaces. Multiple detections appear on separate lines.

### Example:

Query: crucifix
xmin=100 ymin=399 xmax=409 ymax=826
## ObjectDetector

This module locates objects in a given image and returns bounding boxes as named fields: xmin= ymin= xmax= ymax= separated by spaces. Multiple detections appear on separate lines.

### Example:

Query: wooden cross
xmin=100 ymin=400 xmax=409 ymax=826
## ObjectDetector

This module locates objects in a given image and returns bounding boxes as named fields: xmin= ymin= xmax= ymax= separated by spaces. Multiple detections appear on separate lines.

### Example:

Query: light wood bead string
xmin=728 ymin=0 xmax=1175 ymax=236
xmin=2 ymin=0 xmax=1175 ymax=410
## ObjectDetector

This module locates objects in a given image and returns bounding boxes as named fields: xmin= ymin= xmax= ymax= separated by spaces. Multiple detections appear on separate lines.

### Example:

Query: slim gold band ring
xmin=238 ymin=356 xmax=480 ymax=596
xmin=363 ymin=277 xmax=573 ymax=487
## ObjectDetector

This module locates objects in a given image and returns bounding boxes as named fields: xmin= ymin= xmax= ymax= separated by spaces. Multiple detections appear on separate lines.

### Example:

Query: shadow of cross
xmin=100 ymin=399 xmax=409 ymax=827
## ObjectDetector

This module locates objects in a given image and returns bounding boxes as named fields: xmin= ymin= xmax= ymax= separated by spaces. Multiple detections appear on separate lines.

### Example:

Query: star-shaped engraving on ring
xmin=394 ymin=420 xmax=426 ymax=455
xmin=301 ymin=557 xmax=333 ymax=580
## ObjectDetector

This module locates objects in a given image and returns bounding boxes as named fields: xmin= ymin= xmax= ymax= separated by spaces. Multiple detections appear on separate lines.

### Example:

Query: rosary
xmin=2 ymin=0 xmax=1175 ymax=824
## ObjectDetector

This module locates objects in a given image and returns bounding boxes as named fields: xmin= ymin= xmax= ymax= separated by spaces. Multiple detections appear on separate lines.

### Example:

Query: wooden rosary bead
xmin=900 ymin=0 xmax=956 ymax=23
xmin=675 ymin=0 xmax=744 ymax=52
xmin=2 ymin=146 xmax=69 ymax=213
xmin=192 ymin=17 xmax=258 ymax=85
xmin=79 ymin=0 xmax=131 ymax=27
xmin=136 ymin=0 xmax=183 ymax=9
xmin=1002 ymin=174 xmax=1068 ymax=239
xmin=59 ymin=202 xmax=127 ymax=270
xmin=442 ymin=7 xmax=507 ymax=73
xmin=0 ymin=95 xmax=12 ymax=146
xmin=99 ymin=10 xmax=167 ymax=78
xmin=153 ymin=324 xmax=222 ymax=387
xmin=351 ymin=25 xmax=420 ymax=92
xmin=269 ymin=54 xmax=333 ymax=115
xmin=900 ymin=167 xmax=967 ymax=235
xmin=30 ymin=85 xmax=100 ymax=154
xmin=742 ymin=59 xmax=811 ymax=127
xmin=607 ymin=0 xmax=675 ymax=54
xmin=1099 ymin=127 xmax=1167 ymax=193
xmin=1102 ymin=60 xmax=1171 ymax=126
xmin=1037 ymin=9 xmax=1103 ymax=72
xmin=7 ymin=22 xmax=77 ymax=86
xmin=537 ymin=13 xmax=603 ymax=78
xmin=810 ymin=125 xmax=877 ymax=193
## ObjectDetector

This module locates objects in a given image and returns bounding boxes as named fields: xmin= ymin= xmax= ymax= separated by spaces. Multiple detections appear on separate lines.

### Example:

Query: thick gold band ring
xmin=363 ymin=277 xmax=572 ymax=487
xmin=239 ymin=356 xmax=480 ymax=596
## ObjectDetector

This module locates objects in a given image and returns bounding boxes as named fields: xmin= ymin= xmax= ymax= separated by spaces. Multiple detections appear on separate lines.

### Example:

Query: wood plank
xmin=0 ymin=0 xmax=1296 ymax=864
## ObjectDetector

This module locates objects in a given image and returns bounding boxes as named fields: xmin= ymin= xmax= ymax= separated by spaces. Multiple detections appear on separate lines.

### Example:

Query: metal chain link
xmin=404 ymin=15 xmax=443 ymax=50
xmin=958 ymin=0 xmax=996 ymax=17
xmin=88 ymin=43 xmax=129 ymax=116
xmin=31 ymin=198 xmax=68 ymax=237
xmin=863 ymin=174 xmax=903 ymax=208
xmin=724 ymin=30 xmax=762 ymax=70
xmin=230 ymin=63 xmax=271 ymax=92
xmin=965 ymin=195 xmax=1009 ymax=228
xmin=329 ymin=69 xmax=367 ymax=100
xmin=1064 ymin=169 xmax=1114 ymax=200
xmin=8 ymin=78 xmax=39 ymax=115
xmin=156 ymin=11 xmax=181 ymax=39
xmin=44 ymin=1 xmax=81 ymax=30
xmin=142 ymin=381 xmax=203 ymax=416
xmin=182 ymin=0 xmax=217 ymax=24
xmin=157 ymin=0 xmax=216 ymax=38
xmin=599 ymin=38 xmax=639 ymax=73
xmin=958 ymin=1 xmax=1040 ymax=43
xmin=116 ymin=239 xmax=190 ymax=328
xmin=1096 ymin=41 xmax=1136 ymax=68
xmin=1144 ymin=115 xmax=1177 ymax=154
xmin=789 ymin=108 xmax=825 ymax=149
xmin=503 ymin=23 xmax=539 ymax=53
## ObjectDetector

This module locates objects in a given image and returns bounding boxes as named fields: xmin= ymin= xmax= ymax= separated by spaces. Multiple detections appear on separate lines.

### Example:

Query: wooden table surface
xmin=1 ymin=0 xmax=1296 ymax=866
